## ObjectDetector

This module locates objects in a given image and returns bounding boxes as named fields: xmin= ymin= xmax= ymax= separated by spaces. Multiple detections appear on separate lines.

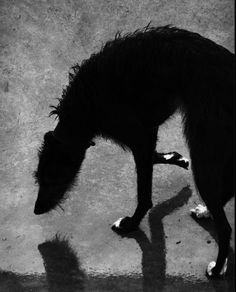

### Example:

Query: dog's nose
xmin=34 ymin=201 xmax=49 ymax=215
xmin=34 ymin=192 xmax=54 ymax=215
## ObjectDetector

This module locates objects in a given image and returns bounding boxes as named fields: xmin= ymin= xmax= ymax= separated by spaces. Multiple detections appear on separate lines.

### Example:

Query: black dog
xmin=34 ymin=26 xmax=234 ymax=278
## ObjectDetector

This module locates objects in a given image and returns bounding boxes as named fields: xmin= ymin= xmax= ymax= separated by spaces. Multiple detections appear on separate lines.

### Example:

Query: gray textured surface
xmin=0 ymin=0 xmax=234 ymax=291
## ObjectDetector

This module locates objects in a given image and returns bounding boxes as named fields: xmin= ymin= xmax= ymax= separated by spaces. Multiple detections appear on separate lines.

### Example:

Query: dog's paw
xmin=177 ymin=156 xmax=189 ymax=169
xmin=164 ymin=152 xmax=189 ymax=169
xmin=190 ymin=204 xmax=211 ymax=219
xmin=172 ymin=152 xmax=189 ymax=169
xmin=112 ymin=217 xmax=139 ymax=234
xmin=206 ymin=259 xmax=228 ymax=278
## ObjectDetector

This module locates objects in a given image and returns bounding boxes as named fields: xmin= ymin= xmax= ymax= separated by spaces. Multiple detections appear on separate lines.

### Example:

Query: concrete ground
xmin=0 ymin=0 xmax=234 ymax=291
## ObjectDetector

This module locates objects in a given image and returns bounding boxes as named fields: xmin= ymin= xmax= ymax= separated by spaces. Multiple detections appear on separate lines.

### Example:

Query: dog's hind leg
xmin=206 ymin=207 xmax=231 ymax=278
xmin=191 ymin=156 xmax=232 ymax=278
xmin=220 ymin=157 xmax=235 ymax=207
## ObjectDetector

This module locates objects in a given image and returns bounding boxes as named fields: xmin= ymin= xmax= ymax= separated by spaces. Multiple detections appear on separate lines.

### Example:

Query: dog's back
xmin=79 ymin=26 xmax=234 ymax=128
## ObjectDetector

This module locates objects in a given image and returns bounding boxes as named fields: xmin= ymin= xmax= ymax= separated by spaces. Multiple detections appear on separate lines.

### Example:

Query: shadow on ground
xmin=0 ymin=187 xmax=234 ymax=291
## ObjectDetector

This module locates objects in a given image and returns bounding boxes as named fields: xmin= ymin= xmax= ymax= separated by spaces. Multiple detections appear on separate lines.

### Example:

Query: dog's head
xmin=34 ymin=131 xmax=92 ymax=214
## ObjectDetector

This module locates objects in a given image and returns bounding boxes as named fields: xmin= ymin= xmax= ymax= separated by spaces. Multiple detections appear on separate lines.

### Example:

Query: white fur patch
xmin=179 ymin=157 xmax=189 ymax=163
xmin=112 ymin=218 xmax=123 ymax=229
xmin=164 ymin=154 xmax=174 ymax=160
xmin=207 ymin=261 xmax=216 ymax=276
xmin=190 ymin=204 xmax=211 ymax=218
xmin=207 ymin=259 xmax=228 ymax=277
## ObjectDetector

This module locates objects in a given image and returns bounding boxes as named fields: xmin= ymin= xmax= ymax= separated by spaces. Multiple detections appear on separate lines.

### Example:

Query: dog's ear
xmin=44 ymin=131 xmax=54 ymax=142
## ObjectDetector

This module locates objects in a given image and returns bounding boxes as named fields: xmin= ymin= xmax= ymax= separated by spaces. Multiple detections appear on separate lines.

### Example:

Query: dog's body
xmin=34 ymin=26 xmax=235 ymax=278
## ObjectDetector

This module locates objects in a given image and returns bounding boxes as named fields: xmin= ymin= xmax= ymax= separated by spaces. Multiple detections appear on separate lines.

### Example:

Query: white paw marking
xmin=113 ymin=218 xmax=123 ymax=228
xmin=207 ymin=261 xmax=216 ymax=277
xmin=164 ymin=154 xmax=174 ymax=160
xmin=179 ymin=156 xmax=189 ymax=163
xmin=207 ymin=259 xmax=228 ymax=277
xmin=190 ymin=204 xmax=211 ymax=218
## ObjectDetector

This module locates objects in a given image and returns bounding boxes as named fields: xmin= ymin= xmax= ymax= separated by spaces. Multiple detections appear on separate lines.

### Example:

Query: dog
xmin=34 ymin=25 xmax=235 ymax=278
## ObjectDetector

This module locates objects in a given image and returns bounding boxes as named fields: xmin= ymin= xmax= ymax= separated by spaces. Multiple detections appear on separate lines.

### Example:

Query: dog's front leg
xmin=112 ymin=138 xmax=154 ymax=233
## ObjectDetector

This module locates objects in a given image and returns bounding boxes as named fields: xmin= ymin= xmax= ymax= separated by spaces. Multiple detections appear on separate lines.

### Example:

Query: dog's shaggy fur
xmin=34 ymin=25 xmax=235 ymax=278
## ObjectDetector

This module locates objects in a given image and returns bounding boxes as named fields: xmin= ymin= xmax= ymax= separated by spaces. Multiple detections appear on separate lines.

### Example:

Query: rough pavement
xmin=0 ymin=0 xmax=234 ymax=291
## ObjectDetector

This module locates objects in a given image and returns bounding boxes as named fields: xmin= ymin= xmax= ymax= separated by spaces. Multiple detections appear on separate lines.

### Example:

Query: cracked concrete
xmin=0 ymin=0 xmax=234 ymax=291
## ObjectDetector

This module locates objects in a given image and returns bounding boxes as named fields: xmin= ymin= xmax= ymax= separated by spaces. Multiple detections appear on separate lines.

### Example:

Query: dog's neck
xmin=53 ymin=122 xmax=95 ymax=151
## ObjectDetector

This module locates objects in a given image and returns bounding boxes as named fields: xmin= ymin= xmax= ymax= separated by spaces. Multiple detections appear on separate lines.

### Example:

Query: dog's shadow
xmin=36 ymin=187 xmax=234 ymax=291
xmin=0 ymin=236 xmax=86 ymax=291
xmin=38 ymin=235 xmax=86 ymax=291
xmin=120 ymin=186 xmax=192 ymax=290
xmin=121 ymin=186 xmax=234 ymax=291
xmin=36 ymin=188 xmax=191 ymax=291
